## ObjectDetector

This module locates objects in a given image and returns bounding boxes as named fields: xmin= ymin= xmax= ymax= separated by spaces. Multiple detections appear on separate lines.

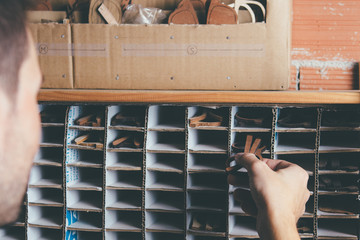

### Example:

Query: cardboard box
xmin=73 ymin=0 xmax=291 ymax=90
xmin=29 ymin=23 xmax=73 ymax=88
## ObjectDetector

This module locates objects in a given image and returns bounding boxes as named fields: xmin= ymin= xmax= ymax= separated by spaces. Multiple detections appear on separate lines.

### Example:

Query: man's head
xmin=0 ymin=0 xmax=42 ymax=226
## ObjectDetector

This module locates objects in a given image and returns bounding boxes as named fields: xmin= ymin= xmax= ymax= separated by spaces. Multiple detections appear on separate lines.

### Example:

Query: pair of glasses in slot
xmin=228 ymin=0 xmax=266 ymax=23
xmin=226 ymin=135 xmax=266 ymax=174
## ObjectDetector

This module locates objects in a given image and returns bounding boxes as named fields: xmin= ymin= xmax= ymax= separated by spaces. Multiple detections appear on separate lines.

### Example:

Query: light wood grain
xmin=38 ymin=90 xmax=360 ymax=104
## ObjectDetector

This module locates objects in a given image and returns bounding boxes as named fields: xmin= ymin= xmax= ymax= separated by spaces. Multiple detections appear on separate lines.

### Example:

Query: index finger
xmin=235 ymin=154 xmax=296 ymax=174
xmin=234 ymin=153 xmax=261 ymax=171
xmin=261 ymin=158 xmax=294 ymax=171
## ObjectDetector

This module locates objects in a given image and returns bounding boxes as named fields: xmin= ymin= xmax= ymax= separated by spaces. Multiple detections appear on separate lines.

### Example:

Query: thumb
xmin=235 ymin=153 xmax=267 ymax=177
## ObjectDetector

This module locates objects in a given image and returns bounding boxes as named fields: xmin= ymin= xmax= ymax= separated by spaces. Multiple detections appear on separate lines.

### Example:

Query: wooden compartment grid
xmin=0 ymin=104 xmax=359 ymax=240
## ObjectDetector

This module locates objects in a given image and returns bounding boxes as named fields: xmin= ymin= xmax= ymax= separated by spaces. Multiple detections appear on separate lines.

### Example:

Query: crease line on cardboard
xmin=36 ymin=43 xmax=109 ymax=57
xmin=122 ymin=44 xmax=265 ymax=57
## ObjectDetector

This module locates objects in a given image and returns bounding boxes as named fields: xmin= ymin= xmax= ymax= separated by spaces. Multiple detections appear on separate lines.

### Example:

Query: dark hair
xmin=0 ymin=0 xmax=31 ymax=97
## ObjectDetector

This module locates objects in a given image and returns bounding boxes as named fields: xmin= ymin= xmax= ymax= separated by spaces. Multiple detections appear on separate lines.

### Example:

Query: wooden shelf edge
xmin=38 ymin=90 xmax=360 ymax=104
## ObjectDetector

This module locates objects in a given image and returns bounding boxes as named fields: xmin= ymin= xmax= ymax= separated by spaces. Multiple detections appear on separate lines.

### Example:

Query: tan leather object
xmin=34 ymin=0 xmax=53 ymax=11
xmin=226 ymin=135 xmax=266 ymax=174
xmin=190 ymin=0 xmax=206 ymax=24
xmin=207 ymin=0 xmax=237 ymax=24
xmin=168 ymin=0 xmax=199 ymax=24
xmin=120 ymin=0 xmax=130 ymax=11
xmin=89 ymin=0 xmax=122 ymax=24
xmin=189 ymin=111 xmax=223 ymax=127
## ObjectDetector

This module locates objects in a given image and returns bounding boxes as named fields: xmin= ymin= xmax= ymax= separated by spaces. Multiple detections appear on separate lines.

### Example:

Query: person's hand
xmin=227 ymin=153 xmax=310 ymax=240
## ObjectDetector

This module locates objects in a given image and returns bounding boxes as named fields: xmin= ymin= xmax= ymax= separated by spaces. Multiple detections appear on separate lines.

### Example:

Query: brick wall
xmin=291 ymin=0 xmax=360 ymax=90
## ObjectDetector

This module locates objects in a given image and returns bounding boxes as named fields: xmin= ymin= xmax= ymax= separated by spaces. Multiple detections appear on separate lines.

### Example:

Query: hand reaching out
xmin=228 ymin=153 xmax=310 ymax=240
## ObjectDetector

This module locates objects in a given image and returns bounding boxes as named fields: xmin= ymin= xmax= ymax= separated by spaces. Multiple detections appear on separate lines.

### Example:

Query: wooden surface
xmin=38 ymin=90 xmax=360 ymax=104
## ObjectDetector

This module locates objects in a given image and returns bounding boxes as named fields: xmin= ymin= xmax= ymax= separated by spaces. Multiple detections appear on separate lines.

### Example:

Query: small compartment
xmin=319 ymin=131 xmax=360 ymax=151
xmin=274 ymin=153 xmax=315 ymax=174
xmin=65 ymin=230 xmax=102 ymax=240
xmin=13 ymin=206 xmax=26 ymax=225
xmin=28 ymin=188 xmax=63 ymax=207
xmin=232 ymin=106 xmax=272 ymax=129
xmin=231 ymin=132 xmax=270 ymax=154
xmin=147 ymin=131 xmax=185 ymax=152
xmin=187 ymin=192 xmax=226 ymax=212
xmin=108 ymin=105 xmax=146 ymax=128
xmin=145 ymin=191 xmax=184 ymax=212
xmin=275 ymin=132 xmax=316 ymax=153
xmin=145 ymin=212 xmax=184 ymax=233
xmin=66 ymin=149 xmax=104 ymax=168
xmin=319 ymin=174 xmax=359 ymax=193
xmin=67 ymin=167 xmax=103 ymax=191
xmin=67 ymin=211 xmax=102 ymax=231
xmin=148 ymin=105 xmax=185 ymax=130
xmin=105 ymin=231 xmax=142 ymax=240
xmin=41 ymin=126 xmax=64 ymax=146
xmin=318 ymin=219 xmax=358 ymax=238
xmin=77 ymin=231 xmax=102 ymax=240
xmin=67 ymin=190 xmax=103 ymax=212
xmin=276 ymin=108 xmax=317 ymax=129
xmin=188 ymin=107 xmax=228 ymax=129
xmin=34 ymin=147 xmax=63 ymax=166
xmin=147 ymin=153 xmax=184 ymax=173
xmin=319 ymin=152 xmax=360 ymax=172
xmin=321 ymin=109 xmax=360 ymax=128
xmin=319 ymin=152 xmax=359 ymax=173
xmin=146 ymin=171 xmax=183 ymax=191
xmin=68 ymin=105 xmax=105 ymax=129
xmin=105 ymin=210 xmax=142 ymax=231
xmin=187 ymin=172 xmax=227 ymax=192
xmin=187 ymin=212 xmax=226 ymax=235
xmin=316 ymin=238 xmax=356 ymax=240
xmin=229 ymin=239 xmax=260 ymax=240
xmin=146 ymin=232 xmax=184 ymax=240
xmin=189 ymin=130 xmax=228 ymax=152
xmin=308 ymin=175 xmax=315 ymax=192
xmin=106 ymin=190 xmax=142 ymax=211
xmin=318 ymin=194 xmax=359 ymax=216
xmin=28 ymin=227 xmax=62 ymax=240
xmin=0 ymin=226 xmax=25 ymax=239
xmin=229 ymin=216 xmax=257 ymax=237
xmin=106 ymin=152 xmax=142 ymax=170
xmin=228 ymin=173 xmax=250 ymax=191
xmin=28 ymin=206 xmax=63 ymax=228
xmin=188 ymin=153 xmax=227 ymax=172
xmin=68 ymin=130 xmax=104 ymax=150
xmin=229 ymin=193 xmax=246 ymax=215
xmin=188 ymin=235 xmax=226 ymax=240
xmin=107 ymin=130 xmax=144 ymax=150
xmin=40 ymin=105 xmax=67 ymax=125
xmin=304 ymin=195 xmax=315 ymax=217
xmin=297 ymin=218 xmax=313 ymax=235
xmin=29 ymin=165 xmax=62 ymax=189
xmin=72 ymin=113 xmax=104 ymax=129
xmin=106 ymin=170 xmax=142 ymax=190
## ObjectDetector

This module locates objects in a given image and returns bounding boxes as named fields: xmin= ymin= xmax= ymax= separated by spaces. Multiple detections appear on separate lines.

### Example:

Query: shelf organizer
xmin=1 ymin=104 xmax=359 ymax=240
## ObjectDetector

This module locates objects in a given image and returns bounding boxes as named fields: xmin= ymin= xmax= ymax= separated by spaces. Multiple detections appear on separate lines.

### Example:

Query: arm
xmin=228 ymin=153 xmax=310 ymax=240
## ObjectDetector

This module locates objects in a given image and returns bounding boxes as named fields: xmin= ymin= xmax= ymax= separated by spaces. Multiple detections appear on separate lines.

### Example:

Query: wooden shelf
xmin=38 ymin=90 xmax=360 ymax=104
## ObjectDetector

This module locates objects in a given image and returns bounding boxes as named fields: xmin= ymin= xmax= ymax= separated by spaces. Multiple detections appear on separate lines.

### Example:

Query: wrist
xmin=257 ymin=208 xmax=300 ymax=240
